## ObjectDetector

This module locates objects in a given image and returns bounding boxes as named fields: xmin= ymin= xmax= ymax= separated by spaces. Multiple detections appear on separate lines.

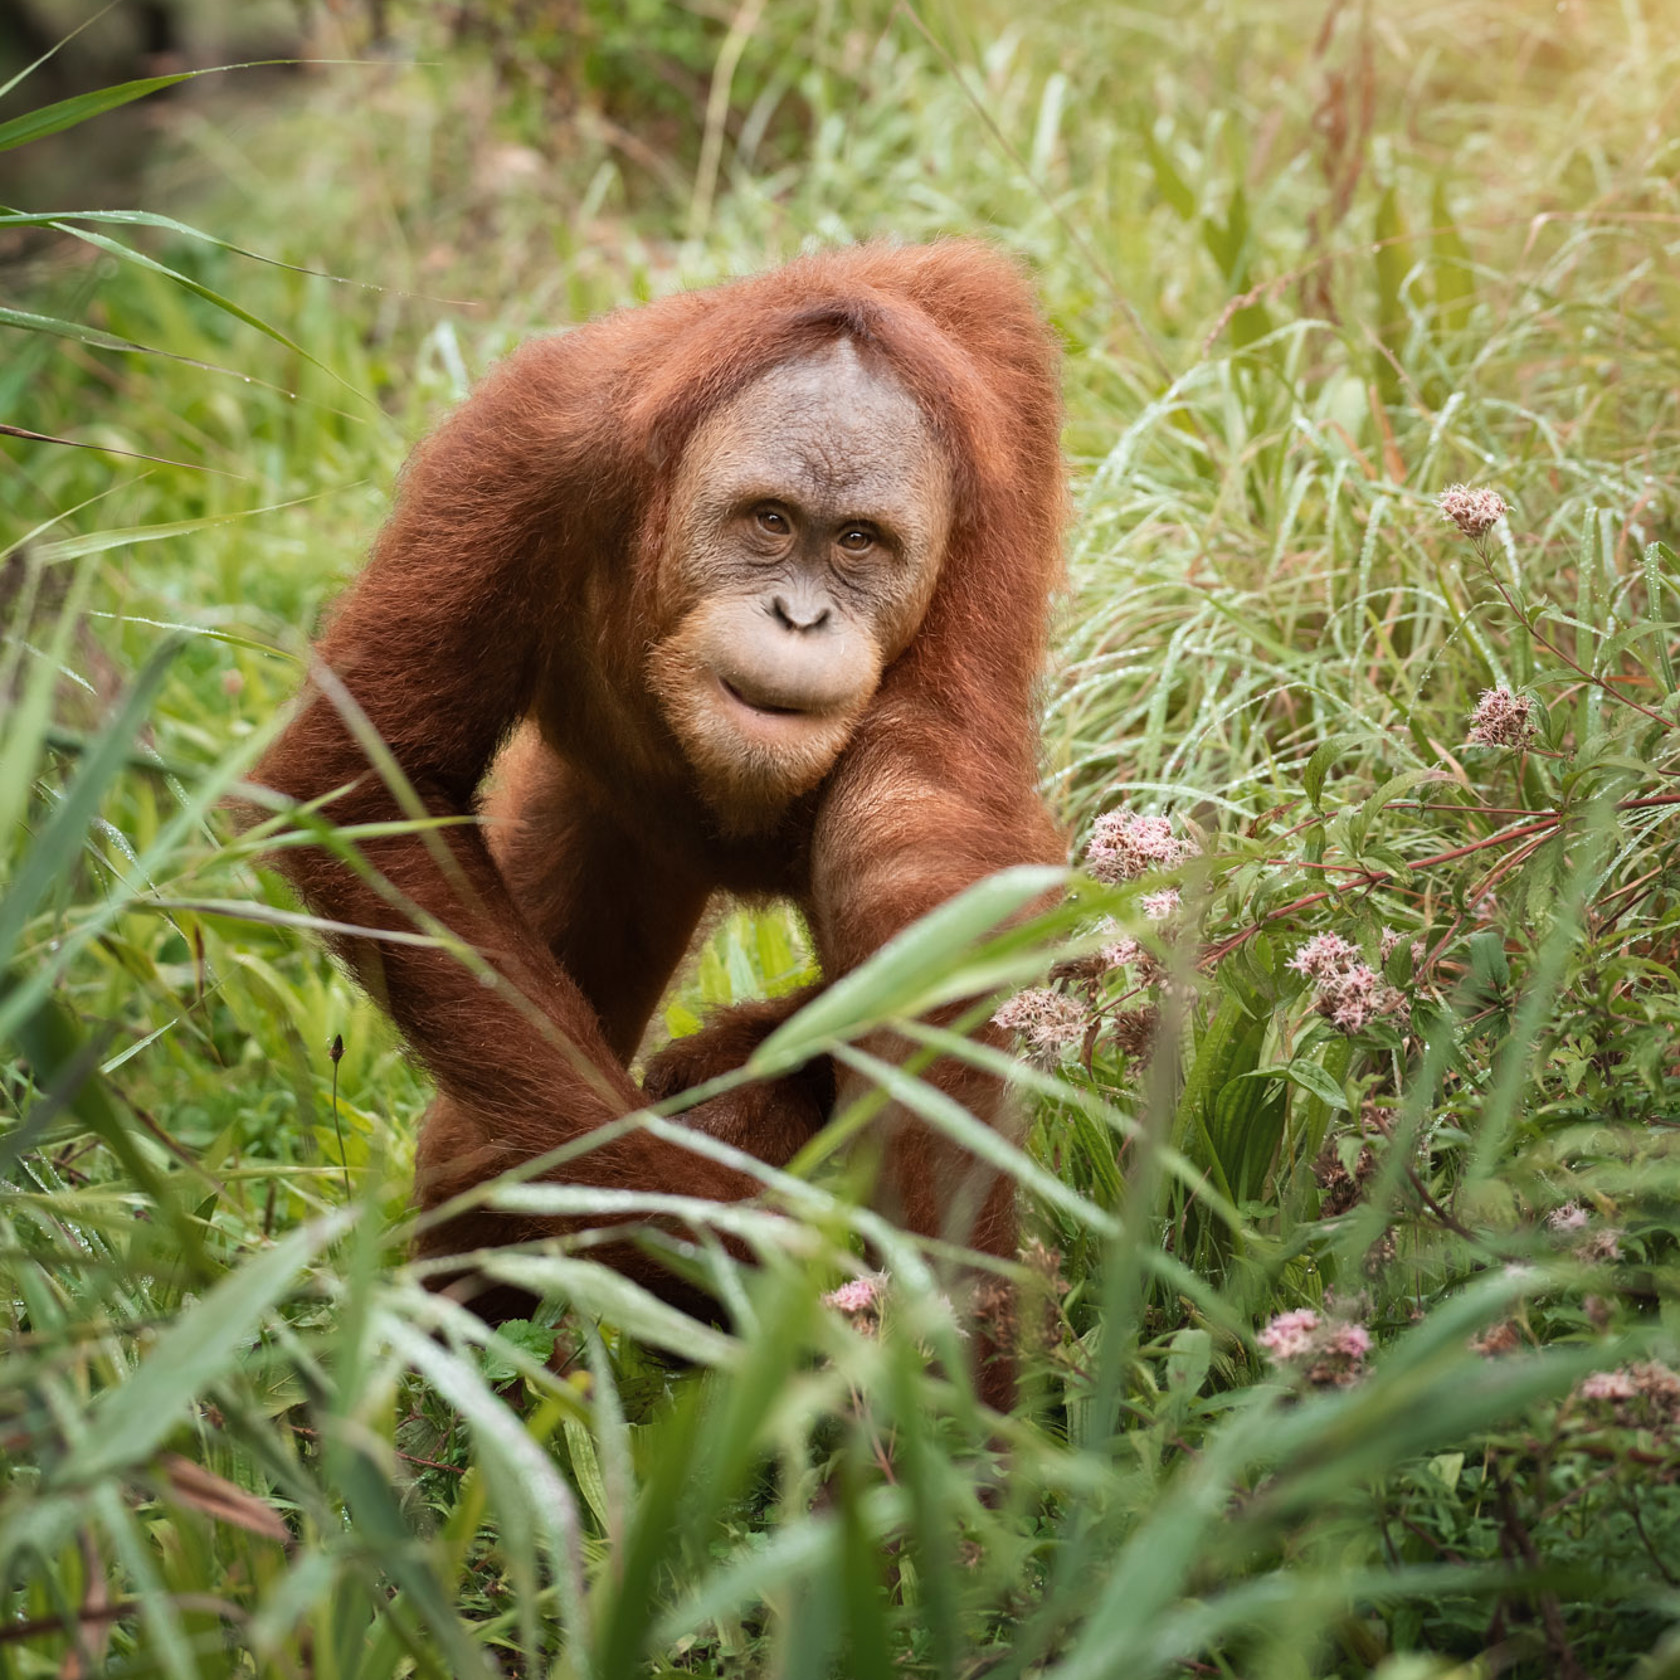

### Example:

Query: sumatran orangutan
xmin=255 ymin=241 xmax=1065 ymax=1405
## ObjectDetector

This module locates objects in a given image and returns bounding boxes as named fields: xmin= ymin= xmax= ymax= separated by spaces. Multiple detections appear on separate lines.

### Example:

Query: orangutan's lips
xmin=721 ymin=677 xmax=803 ymax=718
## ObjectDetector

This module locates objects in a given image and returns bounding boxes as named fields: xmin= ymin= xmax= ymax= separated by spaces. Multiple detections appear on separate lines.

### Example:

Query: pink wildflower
xmin=1287 ymin=933 xmax=1359 ymax=982
xmin=1084 ymin=811 xmax=1192 ymax=885
xmin=1467 ymin=686 xmax=1538 ymax=749
xmin=1258 ymin=1307 xmax=1374 ymax=1385
xmin=1329 ymin=963 xmax=1394 ymax=1033
xmin=824 ymin=1273 xmax=887 ymax=1316
xmin=1094 ymin=922 xmax=1144 ymax=972
xmin=1572 ymin=1362 xmax=1680 ymax=1435
xmin=1547 ymin=1203 xmax=1590 ymax=1233
xmin=1090 ymin=923 xmax=1169 ymax=989
xmin=1289 ymin=933 xmax=1401 ymax=1035
xmin=993 ymin=987 xmax=1087 ymax=1067
xmin=1578 ymin=1230 xmax=1622 ymax=1263
xmin=1578 ymin=1370 xmax=1637 ymax=1402
xmin=1257 ymin=1308 xmax=1321 ymax=1362
xmin=1438 ymin=484 xmax=1508 ymax=540
xmin=1325 ymin=1322 xmax=1372 ymax=1359
xmin=1141 ymin=887 xmax=1182 ymax=921
xmin=1634 ymin=1361 xmax=1680 ymax=1408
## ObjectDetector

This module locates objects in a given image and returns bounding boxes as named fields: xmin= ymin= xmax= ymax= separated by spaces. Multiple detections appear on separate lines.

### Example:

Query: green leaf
xmin=1352 ymin=767 xmax=1442 ymax=853
xmin=477 ymin=1318 xmax=557 ymax=1383
xmin=831 ymin=1042 xmax=1122 ymax=1238
xmin=0 ymin=633 xmax=184 ymax=968
xmin=1466 ymin=928 xmax=1510 ymax=996
xmin=56 ymin=1209 xmax=353 ymax=1485
xmin=1429 ymin=179 xmax=1475 ymax=338
xmin=1644 ymin=542 xmax=1677 ymax=693
xmin=473 ymin=1253 xmax=741 ymax=1367
xmin=563 ymin=1418 xmax=613 ymax=1532
xmin=1373 ymin=183 xmax=1409 ymax=404
xmin=1302 ymin=733 xmax=1358 ymax=808
xmin=0 ymin=207 xmax=373 ymax=288
xmin=1166 ymin=1327 xmax=1212 ymax=1399
xmin=1278 ymin=1057 xmax=1350 ymax=1111
xmin=37 ymin=218 xmax=361 ymax=395
xmin=0 ymin=73 xmax=194 ymax=153
xmin=750 ymin=865 xmax=1065 ymax=1070
xmin=1140 ymin=125 xmax=1196 ymax=221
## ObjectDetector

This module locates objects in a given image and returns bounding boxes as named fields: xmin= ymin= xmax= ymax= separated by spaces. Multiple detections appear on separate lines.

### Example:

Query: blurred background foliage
xmin=4 ymin=0 xmax=1680 ymax=1675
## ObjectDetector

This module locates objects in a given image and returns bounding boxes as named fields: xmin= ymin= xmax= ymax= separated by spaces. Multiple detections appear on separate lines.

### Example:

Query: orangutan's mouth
xmin=720 ymin=677 xmax=805 ymax=718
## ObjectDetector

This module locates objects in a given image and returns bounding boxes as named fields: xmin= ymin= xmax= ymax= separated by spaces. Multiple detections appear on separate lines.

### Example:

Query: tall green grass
xmin=4 ymin=3 xmax=1680 ymax=1675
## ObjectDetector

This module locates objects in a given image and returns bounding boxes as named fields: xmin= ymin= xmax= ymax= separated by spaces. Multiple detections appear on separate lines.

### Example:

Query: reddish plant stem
xmin=1409 ymin=817 xmax=1559 ymax=868
xmin=1395 ymin=801 xmax=1552 ymax=816
xmin=1171 ymin=787 xmax=1679 ymax=973
xmin=1200 ymin=877 xmax=1387 ymax=966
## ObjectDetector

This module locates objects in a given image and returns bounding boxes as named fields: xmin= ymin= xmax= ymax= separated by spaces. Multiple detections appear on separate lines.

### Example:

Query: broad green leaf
xmin=1373 ymin=183 xmax=1408 ymax=405
xmin=1429 ymin=179 xmax=1475 ymax=338
xmin=1281 ymin=1057 xmax=1350 ymax=1111
xmin=1302 ymin=732 xmax=1359 ymax=808
xmin=1352 ymin=767 xmax=1443 ymax=853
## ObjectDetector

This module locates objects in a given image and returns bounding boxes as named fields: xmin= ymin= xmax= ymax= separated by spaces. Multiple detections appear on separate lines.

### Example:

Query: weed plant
xmin=3 ymin=2 xmax=1680 ymax=1675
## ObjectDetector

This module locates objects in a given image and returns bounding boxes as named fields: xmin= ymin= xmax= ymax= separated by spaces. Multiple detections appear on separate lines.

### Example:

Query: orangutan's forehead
xmin=685 ymin=339 xmax=950 ymax=515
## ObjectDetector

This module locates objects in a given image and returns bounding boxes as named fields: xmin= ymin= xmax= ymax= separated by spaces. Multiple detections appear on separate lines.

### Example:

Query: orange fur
xmin=255 ymin=241 xmax=1066 ymax=1405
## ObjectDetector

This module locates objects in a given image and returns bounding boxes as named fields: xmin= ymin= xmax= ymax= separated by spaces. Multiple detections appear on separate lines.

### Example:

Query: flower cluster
xmin=1571 ymin=1361 xmax=1680 ymax=1435
xmin=1437 ymin=483 xmax=1508 ymax=540
xmin=1084 ymin=810 xmax=1193 ymax=885
xmin=1257 ymin=1307 xmax=1373 ymax=1386
xmin=1287 ymin=933 xmax=1402 ymax=1035
xmin=1256 ymin=1307 xmax=1322 ymax=1361
xmin=823 ymin=1271 xmax=889 ymax=1334
xmin=1140 ymin=887 xmax=1181 ymax=921
xmin=1110 ymin=1006 xmax=1160 ymax=1058
xmin=1470 ymin=1320 xmax=1524 ymax=1357
xmin=1021 ymin=813 xmax=1199 ymax=1075
xmin=1092 ymin=921 xmax=1169 ymax=984
xmin=1467 ymin=684 xmax=1538 ymax=749
xmin=1313 ymin=1138 xmax=1377 ymax=1218
xmin=1098 ymin=928 xmax=1145 ymax=972
xmin=1287 ymin=932 xmax=1359 ymax=981
xmin=992 ymin=987 xmax=1087 ymax=1068
xmin=974 ymin=1239 xmax=1071 ymax=1353
xmin=1544 ymin=1202 xmax=1622 ymax=1262
xmin=1018 ymin=911 xmax=1178 ymax=1073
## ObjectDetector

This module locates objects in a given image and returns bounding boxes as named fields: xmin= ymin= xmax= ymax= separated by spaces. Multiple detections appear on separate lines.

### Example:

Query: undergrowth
xmin=3 ymin=2 xmax=1680 ymax=1676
